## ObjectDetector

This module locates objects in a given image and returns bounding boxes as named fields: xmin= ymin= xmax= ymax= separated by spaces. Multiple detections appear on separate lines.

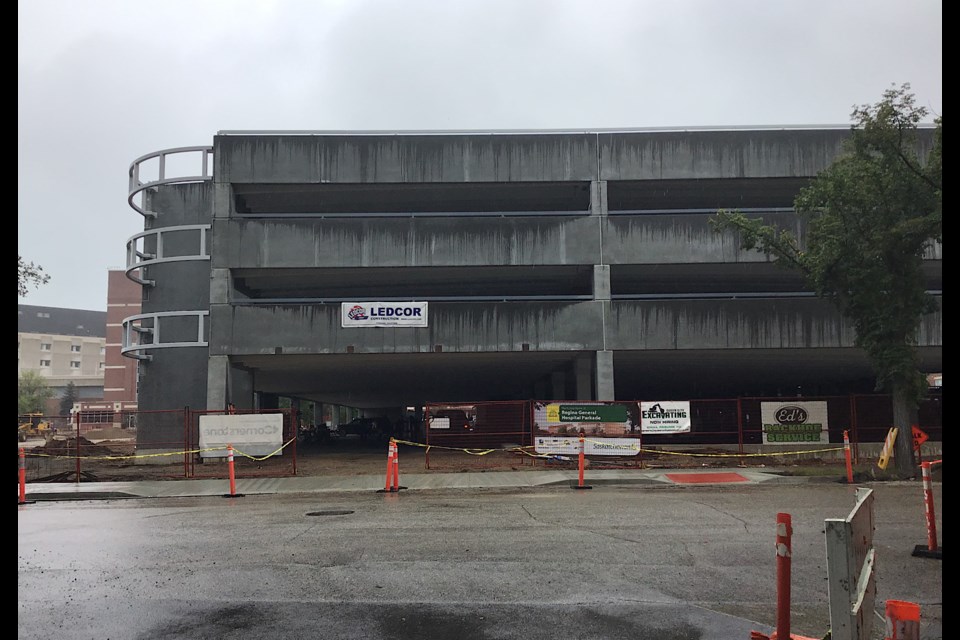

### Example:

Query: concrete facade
xmin=123 ymin=129 xmax=942 ymax=442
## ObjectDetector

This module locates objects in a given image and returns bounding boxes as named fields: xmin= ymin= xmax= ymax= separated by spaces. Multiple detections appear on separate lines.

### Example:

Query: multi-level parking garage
xmin=123 ymin=128 xmax=942 ymax=446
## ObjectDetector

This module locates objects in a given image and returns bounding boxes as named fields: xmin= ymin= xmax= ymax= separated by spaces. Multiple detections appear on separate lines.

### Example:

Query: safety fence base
xmin=911 ymin=544 xmax=942 ymax=559
xmin=376 ymin=486 xmax=408 ymax=493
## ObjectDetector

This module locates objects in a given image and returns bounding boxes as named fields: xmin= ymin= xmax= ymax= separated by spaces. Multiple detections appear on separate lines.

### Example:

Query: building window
xmin=40 ymin=343 xmax=52 ymax=351
xmin=70 ymin=361 xmax=81 ymax=369
xmin=99 ymin=362 xmax=104 ymax=369
xmin=37 ymin=312 xmax=50 ymax=318
xmin=71 ymin=345 xmax=82 ymax=352
xmin=40 ymin=360 xmax=51 ymax=367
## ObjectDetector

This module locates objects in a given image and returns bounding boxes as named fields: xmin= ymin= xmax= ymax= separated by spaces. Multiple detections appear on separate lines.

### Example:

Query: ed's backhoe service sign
xmin=760 ymin=401 xmax=828 ymax=444
xmin=341 ymin=302 xmax=428 ymax=327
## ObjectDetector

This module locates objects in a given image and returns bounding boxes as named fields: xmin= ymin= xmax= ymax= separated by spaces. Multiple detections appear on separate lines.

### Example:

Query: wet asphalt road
xmin=18 ymin=482 xmax=942 ymax=640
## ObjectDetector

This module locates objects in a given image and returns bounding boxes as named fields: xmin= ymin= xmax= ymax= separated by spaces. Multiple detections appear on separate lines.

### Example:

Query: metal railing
xmin=125 ymin=224 xmax=211 ymax=285
xmin=121 ymin=311 xmax=209 ymax=361
xmin=128 ymin=146 xmax=213 ymax=218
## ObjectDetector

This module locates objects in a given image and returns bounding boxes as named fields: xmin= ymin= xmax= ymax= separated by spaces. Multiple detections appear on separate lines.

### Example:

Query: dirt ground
xmin=23 ymin=433 xmax=876 ymax=483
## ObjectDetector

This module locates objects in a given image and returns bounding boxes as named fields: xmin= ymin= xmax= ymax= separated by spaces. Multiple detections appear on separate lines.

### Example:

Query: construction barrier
xmin=18 ymin=448 xmax=33 ymax=505
xmin=222 ymin=444 xmax=244 ymax=498
xmin=750 ymin=512 xmax=820 ymax=640
xmin=378 ymin=439 xmax=404 ymax=493
xmin=877 ymin=427 xmax=899 ymax=470
xmin=912 ymin=459 xmax=942 ymax=559
xmin=825 ymin=488 xmax=877 ymax=640
xmin=884 ymin=600 xmax=920 ymax=640
xmin=572 ymin=434 xmax=591 ymax=490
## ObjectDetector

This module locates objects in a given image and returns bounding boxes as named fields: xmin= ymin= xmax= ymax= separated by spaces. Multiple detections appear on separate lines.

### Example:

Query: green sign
xmin=763 ymin=423 xmax=824 ymax=443
xmin=557 ymin=404 xmax=629 ymax=423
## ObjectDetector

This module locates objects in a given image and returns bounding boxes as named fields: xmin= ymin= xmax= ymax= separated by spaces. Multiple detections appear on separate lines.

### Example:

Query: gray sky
xmin=18 ymin=0 xmax=942 ymax=311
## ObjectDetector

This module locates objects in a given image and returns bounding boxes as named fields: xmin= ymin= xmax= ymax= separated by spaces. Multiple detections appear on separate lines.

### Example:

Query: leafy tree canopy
xmin=712 ymin=84 xmax=941 ymax=477
xmin=19 ymin=255 xmax=50 ymax=297
xmin=19 ymin=370 xmax=54 ymax=415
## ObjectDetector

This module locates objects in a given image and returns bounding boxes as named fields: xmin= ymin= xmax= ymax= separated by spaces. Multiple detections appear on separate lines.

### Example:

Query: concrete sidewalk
xmin=21 ymin=467 xmax=830 ymax=501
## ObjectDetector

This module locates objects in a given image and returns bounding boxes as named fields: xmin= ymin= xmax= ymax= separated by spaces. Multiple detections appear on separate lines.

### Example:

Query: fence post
xmin=843 ymin=430 xmax=854 ymax=483
xmin=75 ymin=410 xmax=81 ymax=483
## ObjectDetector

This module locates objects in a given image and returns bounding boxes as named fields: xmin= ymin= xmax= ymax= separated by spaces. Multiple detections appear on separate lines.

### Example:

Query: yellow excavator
xmin=18 ymin=413 xmax=52 ymax=442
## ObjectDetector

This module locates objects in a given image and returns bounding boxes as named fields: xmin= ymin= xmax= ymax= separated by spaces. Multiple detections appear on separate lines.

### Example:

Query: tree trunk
xmin=891 ymin=382 xmax=920 ymax=478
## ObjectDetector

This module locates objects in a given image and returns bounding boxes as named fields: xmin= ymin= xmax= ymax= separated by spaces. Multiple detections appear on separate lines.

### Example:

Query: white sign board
xmin=341 ymin=302 xmax=428 ymax=328
xmin=535 ymin=437 xmax=640 ymax=457
xmin=429 ymin=417 xmax=451 ymax=430
xmin=760 ymin=401 xmax=829 ymax=444
xmin=199 ymin=413 xmax=284 ymax=458
xmin=640 ymin=401 xmax=692 ymax=434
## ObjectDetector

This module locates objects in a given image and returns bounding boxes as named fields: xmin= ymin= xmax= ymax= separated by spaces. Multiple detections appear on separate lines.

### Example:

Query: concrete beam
xmin=215 ymin=134 xmax=599 ymax=183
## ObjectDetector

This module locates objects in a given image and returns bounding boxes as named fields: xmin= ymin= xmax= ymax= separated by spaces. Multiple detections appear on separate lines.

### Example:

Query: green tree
xmin=18 ymin=255 xmax=50 ymax=297
xmin=60 ymin=381 xmax=78 ymax=416
xmin=712 ymin=84 xmax=941 ymax=478
xmin=19 ymin=370 xmax=54 ymax=415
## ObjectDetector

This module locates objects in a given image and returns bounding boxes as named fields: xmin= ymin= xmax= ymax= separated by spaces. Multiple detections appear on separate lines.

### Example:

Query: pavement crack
xmin=692 ymin=501 xmax=750 ymax=533
xmin=288 ymin=523 xmax=319 ymax=542
xmin=520 ymin=504 xmax=542 ymax=523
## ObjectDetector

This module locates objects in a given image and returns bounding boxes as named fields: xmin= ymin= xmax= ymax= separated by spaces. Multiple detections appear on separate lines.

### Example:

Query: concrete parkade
xmin=123 ymin=128 xmax=941 ymax=446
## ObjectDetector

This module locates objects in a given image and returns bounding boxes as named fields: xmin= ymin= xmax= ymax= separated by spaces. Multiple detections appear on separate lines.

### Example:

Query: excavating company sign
xmin=199 ymin=413 xmax=284 ymax=458
xmin=640 ymin=401 xmax=691 ymax=434
xmin=341 ymin=302 xmax=429 ymax=327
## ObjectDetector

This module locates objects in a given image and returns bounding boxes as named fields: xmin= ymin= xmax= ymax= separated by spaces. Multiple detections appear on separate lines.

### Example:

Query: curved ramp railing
xmin=125 ymin=224 xmax=211 ymax=285
xmin=128 ymin=146 xmax=213 ymax=218
xmin=121 ymin=311 xmax=209 ymax=361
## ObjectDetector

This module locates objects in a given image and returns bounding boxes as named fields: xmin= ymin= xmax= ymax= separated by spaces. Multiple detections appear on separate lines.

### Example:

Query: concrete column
xmin=229 ymin=366 xmax=255 ymax=410
xmin=593 ymin=265 xmax=611 ymax=300
xmin=206 ymin=355 xmax=229 ymax=410
xmin=590 ymin=180 xmax=608 ymax=216
xmin=206 ymin=356 xmax=254 ymax=410
xmin=595 ymin=350 xmax=615 ymax=401
xmin=575 ymin=355 xmax=593 ymax=400
xmin=209 ymin=268 xmax=230 ymax=306
xmin=551 ymin=371 xmax=566 ymax=401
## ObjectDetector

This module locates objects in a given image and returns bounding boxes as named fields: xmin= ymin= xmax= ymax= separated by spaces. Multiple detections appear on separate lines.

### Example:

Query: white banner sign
xmin=534 ymin=436 xmax=640 ymax=457
xmin=640 ymin=401 xmax=692 ymax=434
xmin=760 ymin=401 xmax=829 ymax=444
xmin=199 ymin=414 xmax=284 ymax=458
xmin=341 ymin=302 xmax=428 ymax=327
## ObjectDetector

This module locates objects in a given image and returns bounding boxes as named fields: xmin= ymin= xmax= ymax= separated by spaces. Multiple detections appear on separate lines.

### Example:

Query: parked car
xmin=334 ymin=417 xmax=392 ymax=443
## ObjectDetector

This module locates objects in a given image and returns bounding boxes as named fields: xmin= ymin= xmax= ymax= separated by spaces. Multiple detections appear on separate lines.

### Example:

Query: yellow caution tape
xmin=233 ymin=439 xmax=297 ymax=461
xmin=392 ymin=438 xmax=496 ymax=456
xmin=23 ymin=439 xmax=297 ymax=462
xmin=397 ymin=437 xmax=845 ymax=460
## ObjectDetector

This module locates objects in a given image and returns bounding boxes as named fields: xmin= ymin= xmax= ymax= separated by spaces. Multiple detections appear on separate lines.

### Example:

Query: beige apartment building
xmin=18 ymin=305 xmax=107 ymax=406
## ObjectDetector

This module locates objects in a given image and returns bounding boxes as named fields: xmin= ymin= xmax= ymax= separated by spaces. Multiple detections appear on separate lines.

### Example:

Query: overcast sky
xmin=18 ymin=0 xmax=942 ymax=311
